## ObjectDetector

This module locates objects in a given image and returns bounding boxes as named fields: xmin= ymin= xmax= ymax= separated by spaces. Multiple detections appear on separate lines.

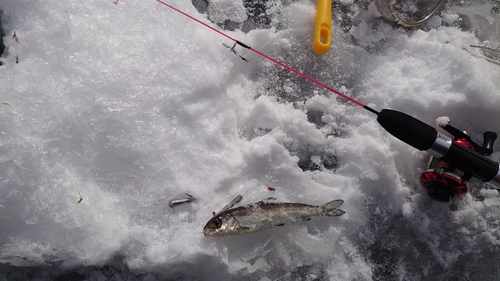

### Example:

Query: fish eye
xmin=213 ymin=218 xmax=222 ymax=228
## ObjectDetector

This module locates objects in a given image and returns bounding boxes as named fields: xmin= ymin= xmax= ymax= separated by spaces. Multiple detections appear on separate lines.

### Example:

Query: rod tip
xmin=364 ymin=105 xmax=379 ymax=115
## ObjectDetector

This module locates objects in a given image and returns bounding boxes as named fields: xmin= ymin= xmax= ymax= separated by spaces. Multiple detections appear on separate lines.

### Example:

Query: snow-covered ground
xmin=0 ymin=0 xmax=499 ymax=280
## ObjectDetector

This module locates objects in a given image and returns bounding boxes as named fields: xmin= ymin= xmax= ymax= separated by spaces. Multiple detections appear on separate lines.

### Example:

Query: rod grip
xmin=377 ymin=109 xmax=437 ymax=150
xmin=441 ymin=143 xmax=499 ymax=181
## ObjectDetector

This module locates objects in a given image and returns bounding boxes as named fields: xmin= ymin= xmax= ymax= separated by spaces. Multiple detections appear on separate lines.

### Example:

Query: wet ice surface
xmin=0 ymin=0 xmax=499 ymax=280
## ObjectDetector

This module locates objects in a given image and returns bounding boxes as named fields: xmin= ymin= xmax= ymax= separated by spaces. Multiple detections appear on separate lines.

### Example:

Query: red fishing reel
xmin=420 ymin=119 xmax=497 ymax=202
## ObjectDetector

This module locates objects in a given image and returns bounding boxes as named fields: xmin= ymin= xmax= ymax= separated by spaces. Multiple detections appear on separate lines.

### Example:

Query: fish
xmin=203 ymin=199 xmax=345 ymax=237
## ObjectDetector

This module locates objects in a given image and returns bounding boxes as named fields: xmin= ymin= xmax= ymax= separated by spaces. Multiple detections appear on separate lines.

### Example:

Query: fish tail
xmin=319 ymin=199 xmax=345 ymax=216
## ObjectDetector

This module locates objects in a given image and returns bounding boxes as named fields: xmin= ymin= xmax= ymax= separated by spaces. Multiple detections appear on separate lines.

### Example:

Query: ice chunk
xmin=436 ymin=116 xmax=450 ymax=127
xmin=207 ymin=0 xmax=248 ymax=24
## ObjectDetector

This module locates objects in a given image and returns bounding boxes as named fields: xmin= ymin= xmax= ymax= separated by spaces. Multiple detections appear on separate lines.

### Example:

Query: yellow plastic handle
xmin=313 ymin=0 xmax=332 ymax=55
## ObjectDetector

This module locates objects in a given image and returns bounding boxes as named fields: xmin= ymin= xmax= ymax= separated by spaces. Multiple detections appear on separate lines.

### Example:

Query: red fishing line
xmin=155 ymin=0 xmax=379 ymax=115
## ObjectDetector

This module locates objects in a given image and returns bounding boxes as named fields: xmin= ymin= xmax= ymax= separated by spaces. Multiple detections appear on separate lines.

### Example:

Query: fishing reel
xmin=420 ymin=119 xmax=497 ymax=202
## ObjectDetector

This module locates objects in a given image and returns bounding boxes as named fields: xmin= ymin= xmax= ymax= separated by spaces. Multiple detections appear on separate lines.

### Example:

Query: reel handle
xmin=482 ymin=131 xmax=497 ymax=156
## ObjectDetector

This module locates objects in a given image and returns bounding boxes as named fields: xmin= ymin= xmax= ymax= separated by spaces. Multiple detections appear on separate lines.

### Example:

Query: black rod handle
xmin=377 ymin=109 xmax=437 ymax=150
xmin=441 ymin=142 xmax=498 ymax=181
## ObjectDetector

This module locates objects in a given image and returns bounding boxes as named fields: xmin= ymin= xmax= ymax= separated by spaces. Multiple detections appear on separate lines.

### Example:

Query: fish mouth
xmin=203 ymin=228 xmax=223 ymax=237
xmin=203 ymin=228 xmax=215 ymax=237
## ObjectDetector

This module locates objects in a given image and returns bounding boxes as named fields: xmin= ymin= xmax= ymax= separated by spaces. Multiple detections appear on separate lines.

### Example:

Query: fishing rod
xmin=156 ymin=0 xmax=376 ymax=115
xmin=156 ymin=0 xmax=500 ymax=201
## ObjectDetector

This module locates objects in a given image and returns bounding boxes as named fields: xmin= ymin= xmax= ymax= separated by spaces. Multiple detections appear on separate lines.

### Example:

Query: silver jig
xmin=168 ymin=193 xmax=196 ymax=208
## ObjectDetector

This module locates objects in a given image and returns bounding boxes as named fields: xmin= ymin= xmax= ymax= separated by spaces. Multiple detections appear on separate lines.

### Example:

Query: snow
xmin=436 ymin=116 xmax=450 ymax=127
xmin=207 ymin=0 xmax=247 ymax=24
xmin=0 ymin=0 xmax=499 ymax=280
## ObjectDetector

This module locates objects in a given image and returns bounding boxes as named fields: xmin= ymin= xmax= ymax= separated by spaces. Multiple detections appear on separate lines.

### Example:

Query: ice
xmin=207 ymin=0 xmax=247 ymax=24
xmin=442 ymin=12 xmax=460 ymax=25
xmin=339 ymin=0 xmax=354 ymax=6
xmin=0 ymin=0 xmax=500 ymax=280
xmin=436 ymin=116 xmax=450 ymax=127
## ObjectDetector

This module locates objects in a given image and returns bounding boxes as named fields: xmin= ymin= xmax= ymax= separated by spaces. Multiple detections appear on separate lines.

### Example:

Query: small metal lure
xmin=213 ymin=194 xmax=243 ymax=216
xmin=168 ymin=193 xmax=196 ymax=208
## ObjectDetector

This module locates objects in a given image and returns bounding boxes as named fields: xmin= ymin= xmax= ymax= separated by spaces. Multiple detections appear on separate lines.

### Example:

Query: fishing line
xmin=156 ymin=1 xmax=500 ymax=193
xmin=306 ymin=98 xmax=387 ymax=143
xmin=155 ymin=0 xmax=379 ymax=116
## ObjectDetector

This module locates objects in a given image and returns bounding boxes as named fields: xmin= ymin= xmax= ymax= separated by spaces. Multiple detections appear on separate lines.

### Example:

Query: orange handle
xmin=313 ymin=0 xmax=332 ymax=55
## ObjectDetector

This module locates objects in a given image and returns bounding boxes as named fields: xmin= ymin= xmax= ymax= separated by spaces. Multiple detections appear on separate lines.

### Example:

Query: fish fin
xmin=321 ymin=199 xmax=343 ymax=209
xmin=320 ymin=199 xmax=345 ymax=217
xmin=256 ymin=197 xmax=278 ymax=205
xmin=237 ymin=227 xmax=251 ymax=233
xmin=326 ymin=209 xmax=345 ymax=217
xmin=259 ymin=197 xmax=277 ymax=202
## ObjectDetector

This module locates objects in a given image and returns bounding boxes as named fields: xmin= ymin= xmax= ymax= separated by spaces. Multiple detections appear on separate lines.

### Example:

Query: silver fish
xmin=203 ymin=199 xmax=345 ymax=237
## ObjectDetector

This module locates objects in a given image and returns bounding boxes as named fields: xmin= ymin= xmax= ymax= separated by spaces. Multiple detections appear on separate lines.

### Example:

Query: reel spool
xmin=420 ymin=119 xmax=497 ymax=202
